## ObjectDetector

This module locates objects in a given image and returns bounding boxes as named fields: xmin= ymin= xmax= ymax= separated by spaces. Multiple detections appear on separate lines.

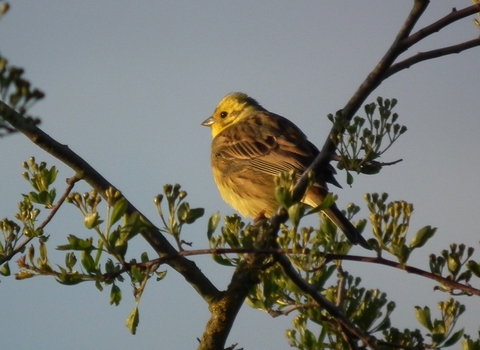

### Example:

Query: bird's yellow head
xmin=202 ymin=92 xmax=266 ymax=138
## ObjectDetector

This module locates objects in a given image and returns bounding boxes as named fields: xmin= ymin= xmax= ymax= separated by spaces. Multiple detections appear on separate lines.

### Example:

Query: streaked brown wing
xmin=212 ymin=112 xmax=318 ymax=177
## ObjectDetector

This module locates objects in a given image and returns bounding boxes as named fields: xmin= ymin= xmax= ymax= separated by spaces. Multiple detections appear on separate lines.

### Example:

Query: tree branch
xmin=402 ymin=4 xmax=480 ymax=49
xmin=0 ymin=101 xmax=221 ymax=304
xmin=385 ymin=37 xmax=480 ymax=78
xmin=263 ymin=3 xmax=431 ymax=346
xmin=198 ymin=218 xmax=283 ymax=350
xmin=0 ymin=175 xmax=79 ymax=266
xmin=274 ymin=253 xmax=379 ymax=349
xmin=3 ymin=1 xmax=479 ymax=349
xmin=291 ymin=0 xmax=430 ymax=205
xmin=198 ymin=254 xmax=267 ymax=350
xmin=325 ymin=254 xmax=480 ymax=296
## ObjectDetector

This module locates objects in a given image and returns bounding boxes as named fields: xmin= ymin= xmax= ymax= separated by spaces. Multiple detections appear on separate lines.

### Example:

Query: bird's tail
xmin=305 ymin=185 xmax=371 ymax=250
xmin=322 ymin=205 xmax=371 ymax=250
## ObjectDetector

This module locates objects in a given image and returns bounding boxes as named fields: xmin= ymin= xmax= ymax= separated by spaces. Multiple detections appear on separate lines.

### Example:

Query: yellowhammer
xmin=202 ymin=92 xmax=371 ymax=250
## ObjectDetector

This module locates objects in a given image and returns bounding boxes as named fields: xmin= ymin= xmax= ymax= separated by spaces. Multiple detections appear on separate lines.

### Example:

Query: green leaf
xmin=443 ymin=328 xmax=464 ymax=347
xmin=0 ymin=262 xmax=11 ymax=276
xmin=126 ymin=306 xmax=140 ymax=335
xmin=467 ymin=260 xmax=480 ymax=278
xmin=130 ymin=265 xmax=144 ymax=283
xmin=38 ymin=191 xmax=49 ymax=205
xmin=81 ymin=251 xmax=96 ymax=272
xmin=415 ymin=306 xmax=433 ymax=331
xmin=212 ymin=253 xmax=235 ymax=267
xmin=84 ymin=212 xmax=102 ymax=229
xmin=246 ymin=296 xmax=266 ymax=311
xmin=55 ymin=274 xmax=85 ymax=285
xmin=116 ymin=213 xmax=152 ymax=241
xmin=48 ymin=188 xmax=56 ymax=205
xmin=105 ymin=259 xmax=115 ymax=273
xmin=447 ymin=255 xmax=461 ymax=275
xmin=57 ymin=235 xmax=94 ymax=251
xmin=95 ymin=281 xmax=103 ymax=291
xmin=410 ymin=225 xmax=436 ymax=249
xmin=346 ymin=171 xmax=354 ymax=185
xmin=65 ymin=252 xmax=77 ymax=271
xmin=156 ymin=270 xmax=167 ymax=281
xmin=111 ymin=198 xmax=128 ymax=226
xmin=207 ymin=212 xmax=220 ymax=240
xmin=288 ymin=203 xmax=305 ymax=227
xmin=110 ymin=284 xmax=122 ymax=306
xmin=432 ymin=332 xmax=446 ymax=344
xmin=114 ymin=238 xmax=128 ymax=258
xmin=274 ymin=187 xmax=292 ymax=208
xmin=140 ymin=252 xmax=149 ymax=263
xmin=48 ymin=166 xmax=58 ymax=185
xmin=176 ymin=202 xmax=190 ymax=223
xmin=15 ymin=270 xmax=35 ymax=280
xmin=185 ymin=207 xmax=204 ymax=224
xmin=27 ymin=191 xmax=39 ymax=203
xmin=39 ymin=241 xmax=48 ymax=260
xmin=108 ymin=230 xmax=119 ymax=248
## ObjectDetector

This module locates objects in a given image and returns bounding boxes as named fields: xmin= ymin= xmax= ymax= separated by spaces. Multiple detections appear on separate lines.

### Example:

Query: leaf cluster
xmin=331 ymin=97 xmax=406 ymax=185
xmin=0 ymin=45 xmax=43 ymax=137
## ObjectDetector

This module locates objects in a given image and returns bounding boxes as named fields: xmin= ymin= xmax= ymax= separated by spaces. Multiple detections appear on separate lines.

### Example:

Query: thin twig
xmin=386 ymin=37 xmax=480 ymax=79
xmin=0 ymin=175 xmax=80 ymax=265
xmin=274 ymin=252 xmax=379 ymax=349
xmin=38 ymin=175 xmax=81 ymax=230
xmin=324 ymin=254 xmax=480 ymax=296
xmin=402 ymin=4 xmax=480 ymax=49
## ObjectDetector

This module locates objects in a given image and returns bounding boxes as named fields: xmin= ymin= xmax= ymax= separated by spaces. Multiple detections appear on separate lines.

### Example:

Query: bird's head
xmin=202 ymin=92 xmax=265 ymax=138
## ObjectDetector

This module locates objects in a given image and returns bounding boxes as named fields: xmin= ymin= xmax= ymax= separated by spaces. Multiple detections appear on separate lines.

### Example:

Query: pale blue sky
xmin=1 ymin=1 xmax=479 ymax=349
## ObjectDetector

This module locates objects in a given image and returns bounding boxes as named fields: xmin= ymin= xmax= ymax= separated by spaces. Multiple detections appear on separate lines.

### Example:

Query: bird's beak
xmin=201 ymin=116 xmax=215 ymax=127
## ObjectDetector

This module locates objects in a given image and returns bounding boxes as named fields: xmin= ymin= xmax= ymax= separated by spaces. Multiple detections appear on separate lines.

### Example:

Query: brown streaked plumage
xmin=202 ymin=92 xmax=371 ymax=250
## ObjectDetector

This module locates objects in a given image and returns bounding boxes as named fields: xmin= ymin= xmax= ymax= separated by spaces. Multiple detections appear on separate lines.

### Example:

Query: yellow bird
xmin=202 ymin=92 xmax=370 ymax=250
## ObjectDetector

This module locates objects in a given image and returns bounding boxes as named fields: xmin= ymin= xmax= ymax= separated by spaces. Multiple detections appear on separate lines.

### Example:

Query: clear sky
xmin=1 ymin=1 xmax=479 ymax=349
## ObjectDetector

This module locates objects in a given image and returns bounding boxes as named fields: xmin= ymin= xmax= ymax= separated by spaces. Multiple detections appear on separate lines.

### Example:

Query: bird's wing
xmin=212 ymin=112 xmax=317 ymax=176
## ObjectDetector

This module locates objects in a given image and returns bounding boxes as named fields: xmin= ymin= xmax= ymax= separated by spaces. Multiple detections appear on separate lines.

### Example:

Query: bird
xmin=202 ymin=92 xmax=371 ymax=250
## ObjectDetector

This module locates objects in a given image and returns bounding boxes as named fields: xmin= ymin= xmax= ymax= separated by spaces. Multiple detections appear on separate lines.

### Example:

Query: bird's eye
xmin=220 ymin=111 xmax=228 ymax=119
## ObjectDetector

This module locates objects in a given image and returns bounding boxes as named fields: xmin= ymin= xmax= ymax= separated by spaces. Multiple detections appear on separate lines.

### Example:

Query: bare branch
xmin=324 ymin=254 xmax=480 ymax=296
xmin=386 ymin=37 xmax=480 ymax=78
xmin=402 ymin=4 xmax=480 ymax=49
xmin=198 ymin=249 xmax=269 ymax=350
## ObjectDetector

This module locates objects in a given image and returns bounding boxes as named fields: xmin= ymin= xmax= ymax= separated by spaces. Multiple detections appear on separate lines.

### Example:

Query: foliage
xmin=332 ymin=97 xmax=407 ymax=185
xmin=2 ymin=1 xmax=480 ymax=349
xmin=2 ymin=98 xmax=480 ymax=348
xmin=0 ymin=9 xmax=44 ymax=138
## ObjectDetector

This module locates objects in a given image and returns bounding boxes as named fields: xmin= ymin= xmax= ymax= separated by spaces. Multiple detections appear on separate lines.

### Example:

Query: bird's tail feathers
xmin=322 ymin=205 xmax=371 ymax=250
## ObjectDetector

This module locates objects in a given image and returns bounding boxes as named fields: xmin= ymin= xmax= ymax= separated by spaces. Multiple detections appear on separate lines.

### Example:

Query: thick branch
xmin=198 ymin=254 xmax=267 ymax=350
xmin=198 ymin=218 xmax=283 ymax=350
xmin=0 ymin=101 xmax=220 ymax=304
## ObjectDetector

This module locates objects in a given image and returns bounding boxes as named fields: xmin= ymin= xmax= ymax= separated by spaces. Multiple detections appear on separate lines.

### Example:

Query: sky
xmin=1 ymin=1 xmax=480 ymax=349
